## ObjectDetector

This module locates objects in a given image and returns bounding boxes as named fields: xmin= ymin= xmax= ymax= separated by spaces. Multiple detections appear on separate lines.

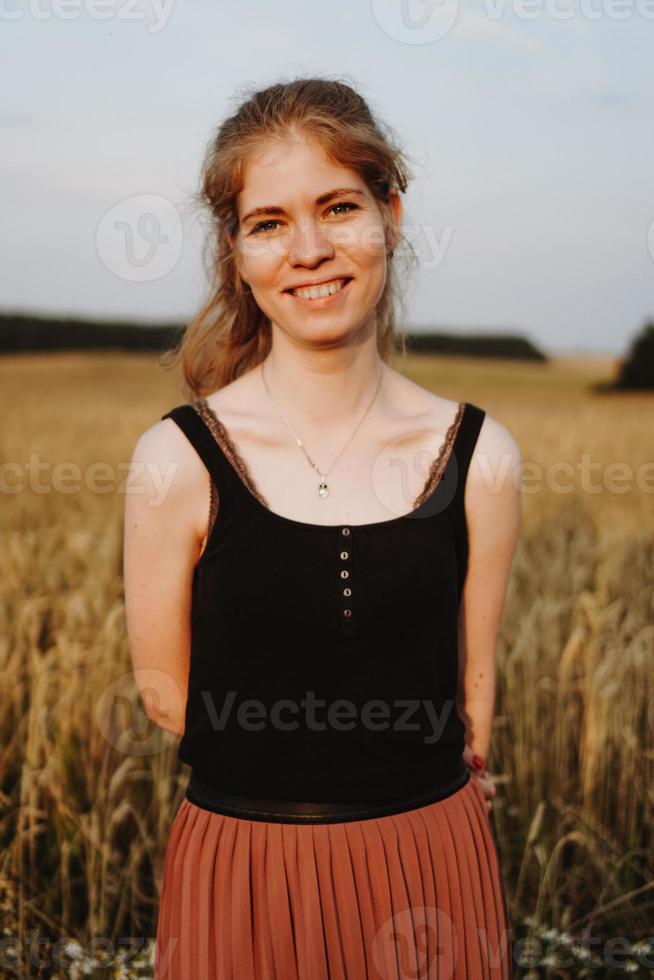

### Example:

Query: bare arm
xmin=123 ymin=418 xmax=209 ymax=737
xmin=456 ymin=415 xmax=522 ymax=802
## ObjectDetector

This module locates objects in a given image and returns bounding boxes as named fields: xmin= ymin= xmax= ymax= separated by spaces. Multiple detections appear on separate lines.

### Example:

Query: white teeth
xmin=292 ymin=278 xmax=347 ymax=300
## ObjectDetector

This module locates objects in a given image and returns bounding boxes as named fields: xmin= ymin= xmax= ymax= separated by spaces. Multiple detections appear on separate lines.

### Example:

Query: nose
xmin=287 ymin=217 xmax=335 ymax=267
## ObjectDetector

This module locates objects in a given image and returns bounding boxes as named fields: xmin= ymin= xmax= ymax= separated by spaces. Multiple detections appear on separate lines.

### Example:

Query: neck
xmin=260 ymin=347 xmax=385 ymax=428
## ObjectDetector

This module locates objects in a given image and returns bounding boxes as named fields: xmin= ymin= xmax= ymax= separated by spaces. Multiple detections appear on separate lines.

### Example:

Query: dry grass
xmin=0 ymin=350 xmax=652 ymax=978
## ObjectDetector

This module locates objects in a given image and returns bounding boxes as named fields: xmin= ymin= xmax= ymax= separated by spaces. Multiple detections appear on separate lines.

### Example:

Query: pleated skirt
xmin=154 ymin=775 xmax=513 ymax=980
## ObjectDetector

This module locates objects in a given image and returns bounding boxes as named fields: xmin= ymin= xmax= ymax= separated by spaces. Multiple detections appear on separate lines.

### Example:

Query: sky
xmin=2 ymin=0 xmax=653 ymax=355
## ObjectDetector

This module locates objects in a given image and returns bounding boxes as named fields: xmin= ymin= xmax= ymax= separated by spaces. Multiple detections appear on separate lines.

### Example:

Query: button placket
xmin=339 ymin=527 xmax=354 ymax=632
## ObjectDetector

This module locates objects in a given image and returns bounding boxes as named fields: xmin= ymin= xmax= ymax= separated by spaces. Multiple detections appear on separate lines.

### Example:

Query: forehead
xmin=237 ymin=137 xmax=366 ymax=212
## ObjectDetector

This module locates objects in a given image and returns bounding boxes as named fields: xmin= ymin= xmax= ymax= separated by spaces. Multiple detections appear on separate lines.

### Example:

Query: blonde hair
xmin=162 ymin=75 xmax=416 ymax=399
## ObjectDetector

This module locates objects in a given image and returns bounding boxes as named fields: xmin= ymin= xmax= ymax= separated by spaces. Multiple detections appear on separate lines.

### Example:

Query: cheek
xmin=238 ymin=236 xmax=282 ymax=284
xmin=338 ymin=221 xmax=388 ymax=269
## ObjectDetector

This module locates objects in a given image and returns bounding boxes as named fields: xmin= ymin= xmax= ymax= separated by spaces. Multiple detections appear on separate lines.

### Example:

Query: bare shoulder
xmin=416 ymin=383 xmax=522 ymax=490
xmin=469 ymin=409 xmax=522 ymax=487
xmin=130 ymin=414 xmax=204 ymax=490
xmin=125 ymin=413 xmax=210 ymax=543
xmin=398 ymin=365 xmax=522 ymax=513
xmin=464 ymin=409 xmax=522 ymax=548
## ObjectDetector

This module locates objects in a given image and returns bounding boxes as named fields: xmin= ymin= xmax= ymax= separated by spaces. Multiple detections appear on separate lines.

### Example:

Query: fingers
xmin=462 ymin=752 xmax=499 ymax=814
xmin=472 ymin=772 xmax=496 ymax=812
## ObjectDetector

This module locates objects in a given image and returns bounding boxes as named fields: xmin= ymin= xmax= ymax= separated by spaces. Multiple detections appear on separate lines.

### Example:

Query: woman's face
xmin=232 ymin=137 xmax=401 ymax=348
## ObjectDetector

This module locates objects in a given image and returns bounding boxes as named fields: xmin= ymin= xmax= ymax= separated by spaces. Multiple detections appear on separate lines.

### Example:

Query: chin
xmin=274 ymin=314 xmax=350 ymax=343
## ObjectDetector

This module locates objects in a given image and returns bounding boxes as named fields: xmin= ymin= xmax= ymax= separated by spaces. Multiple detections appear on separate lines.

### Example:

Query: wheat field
xmin=0 ymin=350 xmax=652 ymax=978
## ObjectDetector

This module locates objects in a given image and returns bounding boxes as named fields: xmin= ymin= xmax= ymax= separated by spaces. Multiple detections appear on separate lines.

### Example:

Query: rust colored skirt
xmin=154 ymin=775 xmax=512 ymax=979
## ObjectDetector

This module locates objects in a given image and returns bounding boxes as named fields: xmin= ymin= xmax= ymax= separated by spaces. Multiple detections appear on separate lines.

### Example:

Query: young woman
xmin=124 ymin=76 xmax=521 ymax=980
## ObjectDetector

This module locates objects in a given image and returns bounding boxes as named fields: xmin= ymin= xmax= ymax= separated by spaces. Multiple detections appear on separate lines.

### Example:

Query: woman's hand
xmin=462 ymin=745 xmax=496 ymax=813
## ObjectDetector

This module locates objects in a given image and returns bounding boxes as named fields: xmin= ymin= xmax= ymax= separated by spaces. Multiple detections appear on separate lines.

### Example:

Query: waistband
xmin=185 ymin=767 xmax=471 ymax=824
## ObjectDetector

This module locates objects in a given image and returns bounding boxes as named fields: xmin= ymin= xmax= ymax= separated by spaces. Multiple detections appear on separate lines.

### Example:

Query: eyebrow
xmin=240 ymin=187 xmax=365 ymax=226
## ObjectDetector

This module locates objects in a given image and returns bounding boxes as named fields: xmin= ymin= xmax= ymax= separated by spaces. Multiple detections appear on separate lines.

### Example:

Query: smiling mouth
xmin=286 ymin=277 xmax=353 ymax=301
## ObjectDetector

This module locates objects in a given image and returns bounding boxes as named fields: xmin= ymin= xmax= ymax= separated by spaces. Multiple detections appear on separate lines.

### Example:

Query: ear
xmin=226 ymin=226 xmax=249 ymax=286
xmin=386 ymin=189 xmax=403 ymax=254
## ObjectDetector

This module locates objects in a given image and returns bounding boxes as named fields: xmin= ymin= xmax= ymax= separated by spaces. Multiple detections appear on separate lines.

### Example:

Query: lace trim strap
xmin=411 ymin=401 xmax=466 ymax=509
xmin=192 ymin=397 xmax=269 ymax=550
xmin=207 ymin=476 xmax=219 ymax=540
xmin=193 ymin=397 xmax=270 ymax=508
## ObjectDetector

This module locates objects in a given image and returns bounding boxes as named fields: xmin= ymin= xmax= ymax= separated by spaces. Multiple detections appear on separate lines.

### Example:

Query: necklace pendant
xmin=318 ymin=478 xmax=329 ymax=498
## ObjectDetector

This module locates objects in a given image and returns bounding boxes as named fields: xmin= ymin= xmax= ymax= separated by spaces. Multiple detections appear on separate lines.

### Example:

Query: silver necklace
xmin=260 ymin=361 xmax=384 ymax=498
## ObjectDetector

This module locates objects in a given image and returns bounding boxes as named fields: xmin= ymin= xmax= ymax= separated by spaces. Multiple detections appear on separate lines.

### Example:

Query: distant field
xmin=1 ymin=351 xmax=652 ymax=978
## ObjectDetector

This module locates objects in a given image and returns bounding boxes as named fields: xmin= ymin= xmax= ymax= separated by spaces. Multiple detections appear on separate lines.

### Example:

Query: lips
xmin=284 ymin=276 xmax=352 ymax=299
xmin=288 ymin=279 xmax=352 ymax=311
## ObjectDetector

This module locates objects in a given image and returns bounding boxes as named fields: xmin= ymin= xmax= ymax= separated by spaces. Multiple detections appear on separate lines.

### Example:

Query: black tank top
xmin=161 ymin=396 xmax=486 ymax=821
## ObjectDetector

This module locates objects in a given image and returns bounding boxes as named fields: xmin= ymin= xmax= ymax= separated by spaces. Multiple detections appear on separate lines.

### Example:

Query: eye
xmin=250 ymin=201 xmax=360 ymax=235
xmin=328 ymin=201 xmax=360 ymax=216
xmin=250 ymin=219 xmax=279 ymax=235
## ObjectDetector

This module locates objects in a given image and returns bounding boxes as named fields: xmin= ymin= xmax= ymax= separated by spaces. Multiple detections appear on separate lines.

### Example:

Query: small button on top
xmin=341 ymin=527 xmax=350 ymax=536
xmin=340 ymin=569 xmax=349 ymax=579
xmin=340 ymin=550 xmax=349 ymax=560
